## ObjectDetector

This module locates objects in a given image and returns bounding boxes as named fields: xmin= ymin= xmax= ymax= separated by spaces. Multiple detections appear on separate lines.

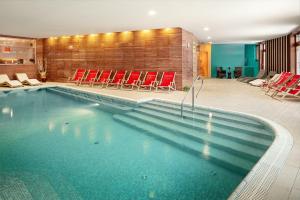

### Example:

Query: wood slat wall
xmin=42 ymin=28 xmax=197 ymax=90
xmin=263 ymin=35 xmax=290 ymax=73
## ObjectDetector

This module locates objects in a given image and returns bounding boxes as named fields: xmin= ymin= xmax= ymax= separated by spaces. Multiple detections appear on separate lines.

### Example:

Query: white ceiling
xmin=0 ymin=0 xmax=299 ymax=43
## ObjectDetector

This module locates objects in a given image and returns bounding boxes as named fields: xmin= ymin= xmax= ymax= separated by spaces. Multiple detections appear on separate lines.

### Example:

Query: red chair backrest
xmin=274 ymin=72 xmax=292 ymax=86
xmin=160 ymin=72 xmax=175 ymax=86
xmin=98 ymin=70 xmax=111 ymax=82
xmin=126 ymin=71 xmax=141 ymax=84
xmin=73 ymin=69 xmax=86 ymax=81
xmin=289 ymin=85 xmax=300 ymax=95
xmin=143 ymin=72 xmax=158 ymax=85
xmin=85 ymin=69 xmax=98 ymax=81
xmin=112 ymin=70 xmax=126 ymax=83
xmin=286 ymin=75 xmax=300 ymax=87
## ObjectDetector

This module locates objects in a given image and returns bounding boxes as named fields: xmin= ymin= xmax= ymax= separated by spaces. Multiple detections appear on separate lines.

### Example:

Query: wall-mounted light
xmin=203 ymin=27 xmax=210 ymax=31
xmin=89 ymin=34 xmax=98 ymax=37
xmin=163 ymin=28 xmax=172 ymax=32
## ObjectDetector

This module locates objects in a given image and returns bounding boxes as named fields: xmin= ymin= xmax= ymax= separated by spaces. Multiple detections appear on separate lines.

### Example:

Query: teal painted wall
xmin=245 ymin=44 xmax=259 ymax=76
xmin=211 ymin=44 xmax=259 ymax=77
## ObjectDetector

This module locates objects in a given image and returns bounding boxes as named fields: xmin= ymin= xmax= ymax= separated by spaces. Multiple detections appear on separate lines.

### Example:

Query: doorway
xmin=199 ymin=51 xmax=208 ymax=77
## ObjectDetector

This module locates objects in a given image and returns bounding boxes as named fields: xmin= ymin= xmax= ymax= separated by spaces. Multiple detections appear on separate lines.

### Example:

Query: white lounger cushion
xmin=249 ymin=74 xmax=281 ymax=87
xmin=249 ymin=79 xmax=265 ymax=86
xmin=0 ymin=74 xmax=23 ymax=88
xmin=16 ymin=73 xmax=41 ymax=86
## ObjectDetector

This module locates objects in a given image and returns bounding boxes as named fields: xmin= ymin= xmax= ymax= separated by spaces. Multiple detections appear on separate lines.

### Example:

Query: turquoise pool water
xmin=0 ymin=87 xmax=274 ymax=200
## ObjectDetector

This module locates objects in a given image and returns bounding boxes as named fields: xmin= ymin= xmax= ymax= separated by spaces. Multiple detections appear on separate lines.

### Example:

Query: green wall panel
xmin=211 ymin=44 xmax=259 ymax=78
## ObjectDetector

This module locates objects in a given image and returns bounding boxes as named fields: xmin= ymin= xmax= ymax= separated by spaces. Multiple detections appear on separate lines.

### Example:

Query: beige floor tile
xmin=289 ymin=188 xmax=300 ymax=200
xmin=274 ymin=165 xmax=299 ymax=189
xmin=266 ymin=185 xmax=290 ymax=200
xmin=294 ymin=170 xmax=300 ymax=189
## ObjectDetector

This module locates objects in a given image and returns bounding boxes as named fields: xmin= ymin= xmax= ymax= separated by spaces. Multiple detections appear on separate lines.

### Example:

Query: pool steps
xmin=149 ymin=100 xmax=265 ymax=129
xmin=138 ymin=103 xmax=273 ymax=139
xmin=116 ymin=111 xmax=261 ymax=161
xmin=134 ymin=107 xmax=272 ymax=149
xmin=113 ymin=100 xmax=274 ymax=175
xmin=114 ymin=114 xmax=253 ymax=174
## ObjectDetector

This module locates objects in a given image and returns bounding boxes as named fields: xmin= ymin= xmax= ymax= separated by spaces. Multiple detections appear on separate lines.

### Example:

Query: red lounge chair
xmin=106 ymin=70 xmax=127 ymax=88
xmin=93 ymin=70 xmax=112 ymax=87
xmin=282 ymin=85 xmax=300 ymax=99
xmin=138 ymin=71 xmax=158 ymax=91
xmin=156 ymin=71 xmax=176 ymax=92
xmin=121 ymin=71 xmax=142 ymax=90
xmin=68 ymin=68 xmax=86 ymax=85
xmin=265 ymin=72 xmax=293 ymax=93
xmin=80 ymin=69 xmax=99 ymax=86
xmin=262 ymin=72 xmax=286 ymax=89
xmin=270 ymin=74 xmax=300 ymax=97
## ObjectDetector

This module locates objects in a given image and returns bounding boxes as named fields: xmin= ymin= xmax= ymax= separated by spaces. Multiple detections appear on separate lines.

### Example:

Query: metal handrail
xmin=180 ymin=75 xmax=203 ymax=117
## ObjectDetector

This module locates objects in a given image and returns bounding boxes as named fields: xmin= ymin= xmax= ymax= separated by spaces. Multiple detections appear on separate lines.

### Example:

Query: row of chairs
xmin=69 ymin=69 xmax=176 ymax=92
xmin=257 ymin=72 xmax=300 ymax=99
xmin=0 ymin=73 xmax=41 ymax=88
xmin=217 ymin=67 xmax=242 ymax=78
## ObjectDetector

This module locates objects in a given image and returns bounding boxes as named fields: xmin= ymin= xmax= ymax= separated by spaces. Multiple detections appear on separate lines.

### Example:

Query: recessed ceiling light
xmin=148 ymin=10 xmax=156 ymax=16
xmin=203 ymin=27 xmax=210 ymax=31
xmin=207 ymin=36 xmax=212 ymax=39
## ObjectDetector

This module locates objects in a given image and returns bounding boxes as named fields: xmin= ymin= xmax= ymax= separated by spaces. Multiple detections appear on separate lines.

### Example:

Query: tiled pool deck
xmin=1 ymin=79 xmax=300 ymax=199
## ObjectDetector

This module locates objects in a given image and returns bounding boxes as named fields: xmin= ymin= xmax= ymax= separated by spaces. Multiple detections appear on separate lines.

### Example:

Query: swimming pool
xmin=0 ymin=87 xmax=275 ymax=200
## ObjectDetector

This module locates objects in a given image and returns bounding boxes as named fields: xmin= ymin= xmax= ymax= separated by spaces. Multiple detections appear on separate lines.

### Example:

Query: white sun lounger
xmin=249 ymin=73 xmax=280 ymax=87
xmin=16 ymin=73 xmax=41 ymax=86
xmin=0 ymin=74 xmax=23 ymax=88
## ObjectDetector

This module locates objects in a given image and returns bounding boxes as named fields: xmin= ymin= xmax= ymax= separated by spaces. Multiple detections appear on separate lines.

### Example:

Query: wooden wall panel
xmin=263 ymin=35 xmax=291 ymax=74
xmin=43 ymin=28 xmax=195 ymax=90
xmin=0 ymin=64 xmax=37 ymax=80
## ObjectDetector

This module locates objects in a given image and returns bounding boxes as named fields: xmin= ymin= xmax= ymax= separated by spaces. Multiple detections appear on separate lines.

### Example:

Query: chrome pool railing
xmin=180 ymin=75 xmax=203 ymax=117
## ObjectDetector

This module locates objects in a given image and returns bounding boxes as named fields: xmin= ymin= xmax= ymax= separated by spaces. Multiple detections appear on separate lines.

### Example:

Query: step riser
xmin=135 ymin=109 xmax=269 ymax=150
xmin=114 ymin=116 xmax=249 ymax=175
xmin=142 ymin=104 xmax=272 ymax=140
xmin=147 ymin=101 xmax=263 ymax=128
xmin=126 ymin=113 xmax=260 ymax=162
xmin=154 ymin=99 xmax=258 ymax=120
